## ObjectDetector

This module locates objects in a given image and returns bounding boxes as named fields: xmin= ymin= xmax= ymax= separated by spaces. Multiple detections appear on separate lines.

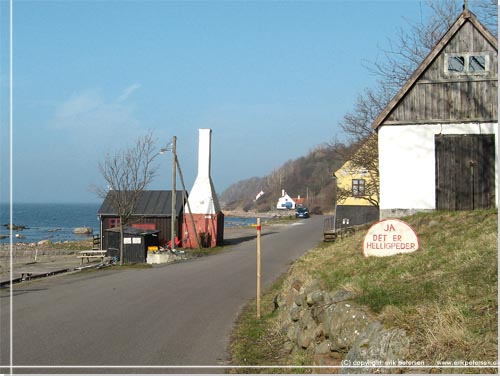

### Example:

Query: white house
xmin=277 ymin=190 xmax=296 ymax=210
xmin=372 ymin=9 xmax=498 ymax=219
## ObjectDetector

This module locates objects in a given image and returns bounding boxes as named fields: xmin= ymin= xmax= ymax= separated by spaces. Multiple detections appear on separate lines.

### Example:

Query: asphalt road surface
xmin=0 ymin=215 xmax=325 ymax=373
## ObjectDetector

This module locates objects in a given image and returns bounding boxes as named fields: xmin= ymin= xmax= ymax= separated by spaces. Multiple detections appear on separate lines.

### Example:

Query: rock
xmin=15 ymin=234 xmax=25 ymax=239
xmin=299 ymin=310 xmax=316 ymax=329
xmin=326 ymin=303 xmax=371 ymax=351
xmin=5 ymin=224 xmax=26 ymax=231
xmin=330 ymin=289 xmax=356 ymax=303
xmin=37 ymin=239 xmax=52 ymax=246
xmin=341 ymin=321 xmax=410 ymax=374
xmin=290 ymin=305 xmax=302 ymax=321
xmin=315 ymin=340 xmax=334 ymax=355
xmin=295 ymin=293 xmax=305 ymax=306
xmin=72 ymin=227 xmax=93 ymax=235
xmin=291 ymin=279 xmax=304 ymax=292
xmin=297 ymin=328 xmax=314 ymax=349
xmin=307 ymin=290 xmax=325 ymax=306
xmin=312 ymin=322 xmax=325 ymax=344
xmin=0 ymin=235 xmax=9 ymax=239
xmin=274 ymin=293 xmax=287 ymax=310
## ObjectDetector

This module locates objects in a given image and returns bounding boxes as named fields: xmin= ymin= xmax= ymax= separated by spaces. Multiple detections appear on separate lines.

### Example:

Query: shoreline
xmin=0 ymin=212 xmax=286 ymax=248
xmin=0 ymin=225 xmax=262 ymax=253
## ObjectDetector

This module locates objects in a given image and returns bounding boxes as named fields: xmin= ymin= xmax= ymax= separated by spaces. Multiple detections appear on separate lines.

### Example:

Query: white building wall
xmin=379 ymin=122 xmax=498 ymax=218
xmin=277 ymin=194 xmax=296 ymax=210
xmin=186 ymin=129 xmax=222 ymax=215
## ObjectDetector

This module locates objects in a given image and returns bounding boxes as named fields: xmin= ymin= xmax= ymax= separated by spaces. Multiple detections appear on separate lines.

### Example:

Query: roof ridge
xmin=372 ymin=10 xmax=498 ymax=130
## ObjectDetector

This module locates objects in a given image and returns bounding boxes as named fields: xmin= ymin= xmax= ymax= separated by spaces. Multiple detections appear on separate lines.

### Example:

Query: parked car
xmin=295 ymin=207 xmax=310 ymax=219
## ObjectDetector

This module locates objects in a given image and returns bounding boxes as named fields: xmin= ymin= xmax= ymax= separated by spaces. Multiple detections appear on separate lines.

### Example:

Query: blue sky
xmin=1 ymin=0 xmax=434 ymax=203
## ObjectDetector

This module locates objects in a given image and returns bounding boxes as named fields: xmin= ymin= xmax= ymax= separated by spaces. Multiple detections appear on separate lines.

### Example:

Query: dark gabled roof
xmin=97 ymin=190 xmax=185 ymax=217
xmin=372 ymin=10 xmax=498 ymax=130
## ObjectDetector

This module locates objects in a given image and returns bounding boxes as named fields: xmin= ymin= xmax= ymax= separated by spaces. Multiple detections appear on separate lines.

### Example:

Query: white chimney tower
xmin=186 ymin=128 xmax=221 ymax=215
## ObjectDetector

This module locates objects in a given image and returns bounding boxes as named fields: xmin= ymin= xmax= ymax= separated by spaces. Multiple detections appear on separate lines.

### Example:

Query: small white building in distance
xmin=277 ymin=190 xmax=296 ymax=210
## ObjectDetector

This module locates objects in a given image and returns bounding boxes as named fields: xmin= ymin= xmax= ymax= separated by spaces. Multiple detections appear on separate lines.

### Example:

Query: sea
xmin=0 ymin=203 xmax=261 ymax=244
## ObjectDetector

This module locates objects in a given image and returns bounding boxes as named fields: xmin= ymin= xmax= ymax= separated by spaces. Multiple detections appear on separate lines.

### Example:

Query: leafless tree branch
xmin=93 ymin=131 xmax=159 ymax=265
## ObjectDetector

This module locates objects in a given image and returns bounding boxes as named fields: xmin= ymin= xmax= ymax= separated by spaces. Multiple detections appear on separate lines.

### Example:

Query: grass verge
xmin=228 ymin=275 xmax=313 ymax=374
xmin=229 ymin=209 xmax=498 ymax=373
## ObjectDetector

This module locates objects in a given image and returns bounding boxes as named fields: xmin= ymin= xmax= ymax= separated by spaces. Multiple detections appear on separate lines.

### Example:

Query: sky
xmin=0 ymin=0 xmax=436 ymax=204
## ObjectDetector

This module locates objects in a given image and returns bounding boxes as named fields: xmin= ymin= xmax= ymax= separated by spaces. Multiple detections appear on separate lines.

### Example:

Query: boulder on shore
xmin=4 ymin=224 xmax=26 ymax=231
xmin=73 ymin=227 xmax=93 ymax=235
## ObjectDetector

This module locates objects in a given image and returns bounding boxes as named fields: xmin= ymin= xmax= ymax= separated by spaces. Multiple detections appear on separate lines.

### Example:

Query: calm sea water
xmin=0 ymin=203 xmax=259 ymax=244
xmin=0 ymin=203 xmax=101 ymax=244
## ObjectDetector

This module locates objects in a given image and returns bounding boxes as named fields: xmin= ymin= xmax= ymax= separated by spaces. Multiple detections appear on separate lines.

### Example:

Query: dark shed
xmin=106 ymin=226 xmax=160 ymax=264
xmin=97 ymin=190 xmax=184 ymax=250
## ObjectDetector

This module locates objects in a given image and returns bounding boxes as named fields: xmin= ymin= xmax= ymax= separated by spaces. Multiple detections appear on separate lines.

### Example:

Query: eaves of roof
xmin=371 ymin=10 xmax=498 ymax=130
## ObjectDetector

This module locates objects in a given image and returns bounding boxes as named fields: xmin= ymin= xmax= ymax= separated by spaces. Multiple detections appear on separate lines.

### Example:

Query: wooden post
xmin=256 ymin=217 xmax=262 ymax=319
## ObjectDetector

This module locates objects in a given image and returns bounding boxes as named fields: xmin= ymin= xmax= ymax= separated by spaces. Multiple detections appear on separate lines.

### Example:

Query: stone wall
xmin=275 ymin=276 xmax=410 ymax=374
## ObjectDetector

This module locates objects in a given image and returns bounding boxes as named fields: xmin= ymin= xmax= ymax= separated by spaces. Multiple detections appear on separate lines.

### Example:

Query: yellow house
xmin=332 ymin=136 xmax=379 ymax=227
xmin=334 ymin=135 xmax=379 ymax=207
xmin=334 ymin=161 xmax=377 ymax=206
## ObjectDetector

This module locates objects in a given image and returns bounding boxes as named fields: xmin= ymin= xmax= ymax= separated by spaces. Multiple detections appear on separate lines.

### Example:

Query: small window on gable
xmin=469 ymin=55 xmax=486 ymax=72
xmin=448 ymin=55 xmax=465 ymax=72
xmin=445 ymin=53 xmax=489 ymax=75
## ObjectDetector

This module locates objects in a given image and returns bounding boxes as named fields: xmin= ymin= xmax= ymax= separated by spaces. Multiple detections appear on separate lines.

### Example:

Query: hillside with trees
xmin=219 ymin=142 xmax=358 ymax=214
xmin=220 ymin=0 xmax=497 ymax=217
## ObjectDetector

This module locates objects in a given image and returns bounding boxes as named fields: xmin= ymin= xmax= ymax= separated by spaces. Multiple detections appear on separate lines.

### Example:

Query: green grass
xmin=229 ymin=209 xmax=498 ymax=373
xmin=229 ymin=275 xmax=313 ymax=374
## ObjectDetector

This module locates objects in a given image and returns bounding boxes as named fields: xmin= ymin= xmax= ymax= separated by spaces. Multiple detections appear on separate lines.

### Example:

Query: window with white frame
xmin=445 ymin=53 xmax=489 ymax=74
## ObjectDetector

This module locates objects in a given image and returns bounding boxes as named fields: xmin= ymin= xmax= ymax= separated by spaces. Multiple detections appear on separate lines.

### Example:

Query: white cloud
xmin=49 ymin=85 xmax=142 ymax=134
xmin=116 ymin=83 xmax=141 ymax=103
xmin=54 ymin=89 xmax=102 ymax=119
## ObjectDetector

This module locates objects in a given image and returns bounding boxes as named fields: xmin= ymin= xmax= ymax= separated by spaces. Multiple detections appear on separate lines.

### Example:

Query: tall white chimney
xmin=187 ymin=129 xmax=221 ymax=214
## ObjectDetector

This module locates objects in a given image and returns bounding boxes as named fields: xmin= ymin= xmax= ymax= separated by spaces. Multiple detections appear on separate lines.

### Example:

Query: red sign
xmin=363 ymin=219 xmax=419 ymax=257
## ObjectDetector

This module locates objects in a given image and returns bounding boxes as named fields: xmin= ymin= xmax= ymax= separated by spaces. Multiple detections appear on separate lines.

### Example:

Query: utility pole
xmin=171 ymin=136 xmax=177 ymax=250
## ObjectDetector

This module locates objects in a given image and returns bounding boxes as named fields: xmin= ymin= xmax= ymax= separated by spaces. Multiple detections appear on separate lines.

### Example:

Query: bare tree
xmin=95 ymin=132 xmax=159 ymax=265
xmin=474 ymin=0 xmax=498 ymax=36
xmin=334 ymin=0 xmax=497 ymax=207
xmin=368 ymin=0 xmax=497 ymax=96
xmin=340 ymin=85 xmax=393 ymax=144
xmin=335 ymin=135 xmax=379 ymax=207
xmin=368 ymin=1 xmax=461 ymax=96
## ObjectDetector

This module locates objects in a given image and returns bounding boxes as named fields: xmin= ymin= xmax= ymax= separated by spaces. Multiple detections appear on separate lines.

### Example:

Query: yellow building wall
xmin=335 ymin=160 xmax=377 ymax=206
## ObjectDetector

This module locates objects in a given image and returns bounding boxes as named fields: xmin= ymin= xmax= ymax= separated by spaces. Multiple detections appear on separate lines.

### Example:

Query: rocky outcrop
xmin=3 ymin=224 xmax=26 ymax=231
xmin=72 ymin=227 xmax=93 ymax=235
xmin=275 ymin=277 xmax=410 ymax=374
xmin=37 ymin=239 xmax=53 ymax=246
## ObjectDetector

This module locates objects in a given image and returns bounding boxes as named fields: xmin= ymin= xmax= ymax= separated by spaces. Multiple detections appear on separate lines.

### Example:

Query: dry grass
xmin=229 ymin=209 xmax=498 ymax=373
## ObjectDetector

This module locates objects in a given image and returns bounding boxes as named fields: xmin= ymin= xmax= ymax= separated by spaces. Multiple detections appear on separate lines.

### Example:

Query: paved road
xmin=0 ymin=216 xmax=325 ymax=373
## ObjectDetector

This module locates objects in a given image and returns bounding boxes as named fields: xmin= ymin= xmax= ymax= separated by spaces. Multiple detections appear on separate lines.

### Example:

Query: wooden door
xmin=435 ymin=134 xmax=495 ymax=210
